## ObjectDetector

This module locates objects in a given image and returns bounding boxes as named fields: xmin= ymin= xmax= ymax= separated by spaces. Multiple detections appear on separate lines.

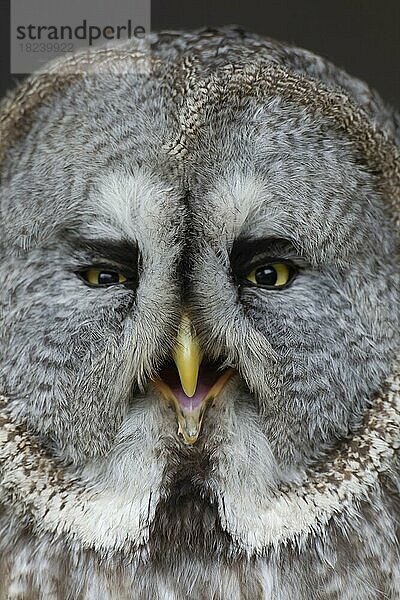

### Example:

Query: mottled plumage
xmin=0 ymin=27 xmax=399 ymax=599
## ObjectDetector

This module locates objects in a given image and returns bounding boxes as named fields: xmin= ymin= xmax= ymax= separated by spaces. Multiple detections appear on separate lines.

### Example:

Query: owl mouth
xmin=153 ymin=360 xmax=234 ymax=445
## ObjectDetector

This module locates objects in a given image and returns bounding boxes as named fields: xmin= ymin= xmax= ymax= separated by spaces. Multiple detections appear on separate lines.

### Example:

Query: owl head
xmin=0 ymin=28 xmax=399 ymax=555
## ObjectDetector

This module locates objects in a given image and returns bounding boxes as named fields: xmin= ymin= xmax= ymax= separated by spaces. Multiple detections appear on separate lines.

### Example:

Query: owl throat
xmin=149 ymin=474 xmax=233 ymax=560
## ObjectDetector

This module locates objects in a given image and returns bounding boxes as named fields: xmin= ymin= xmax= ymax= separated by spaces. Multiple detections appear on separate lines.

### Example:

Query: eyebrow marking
xmin=62 ymin=232 xmax=139 ymax=272
xmin=230 ymin=237 xmax=298 ymax=267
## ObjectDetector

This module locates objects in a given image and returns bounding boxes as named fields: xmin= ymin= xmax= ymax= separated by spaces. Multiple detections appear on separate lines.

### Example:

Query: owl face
xmin=0 ymin=62 xmax=398 ymax=533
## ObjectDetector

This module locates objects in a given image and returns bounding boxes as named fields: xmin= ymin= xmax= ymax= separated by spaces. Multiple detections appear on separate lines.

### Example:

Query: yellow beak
xmin=172 ymin=312 xmax=203 ymax=397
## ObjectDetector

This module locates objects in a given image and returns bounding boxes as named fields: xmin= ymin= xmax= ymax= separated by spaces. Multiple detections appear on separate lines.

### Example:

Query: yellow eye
xmin=246 ymin=263 xmax=292 ymax=288
xmin=80 ymin=269 xmax=127 ymax=286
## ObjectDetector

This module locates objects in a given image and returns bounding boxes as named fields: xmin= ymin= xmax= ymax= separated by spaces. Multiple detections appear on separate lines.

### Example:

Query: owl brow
xmin=230 ymin=237 xmax=300 ymax=268
xmin=61 ymin=232 xmax=139 ymax=271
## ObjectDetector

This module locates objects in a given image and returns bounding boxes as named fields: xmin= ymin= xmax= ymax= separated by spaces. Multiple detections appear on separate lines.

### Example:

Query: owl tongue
xmin=168 ymin=361 xmax=220 ymax=413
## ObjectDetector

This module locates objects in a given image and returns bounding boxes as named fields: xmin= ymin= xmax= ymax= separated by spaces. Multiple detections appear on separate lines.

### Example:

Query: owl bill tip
xmin=177 ymin=408 xmax=205 ymax=445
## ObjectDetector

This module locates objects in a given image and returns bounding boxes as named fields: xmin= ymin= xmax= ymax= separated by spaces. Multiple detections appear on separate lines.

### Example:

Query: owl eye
xmin=245 ymin=262 xmax=295 ymax=289
xmin=77 ymin=268 xmax=128 ymax=287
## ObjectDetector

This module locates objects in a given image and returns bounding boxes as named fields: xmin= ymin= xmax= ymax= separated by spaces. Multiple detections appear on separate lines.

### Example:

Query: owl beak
xmin=172 ymin=312 xmax=203 ymax=398
xmin=153 ymin=313 xmax=234 ymax=445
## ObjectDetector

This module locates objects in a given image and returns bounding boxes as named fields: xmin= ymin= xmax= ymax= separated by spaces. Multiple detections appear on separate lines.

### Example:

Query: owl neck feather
xmin=0 ymin=365 xmax=399 ymax=556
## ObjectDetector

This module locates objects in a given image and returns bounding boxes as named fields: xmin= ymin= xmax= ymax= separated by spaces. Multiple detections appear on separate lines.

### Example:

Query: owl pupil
xmin=255 ymin=265 xmax=278 ymax=286
xmin=98 ymin=271 xmax=119 ymax=285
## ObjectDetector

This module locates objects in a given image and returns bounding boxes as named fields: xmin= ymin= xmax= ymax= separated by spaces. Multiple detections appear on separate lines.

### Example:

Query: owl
xmin=0 ymin=26 xmax=399 ymax=600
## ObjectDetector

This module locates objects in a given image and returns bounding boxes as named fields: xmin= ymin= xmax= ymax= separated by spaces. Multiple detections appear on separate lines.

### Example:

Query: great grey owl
xmin=0 ymin=27 xmax=399 ymax=600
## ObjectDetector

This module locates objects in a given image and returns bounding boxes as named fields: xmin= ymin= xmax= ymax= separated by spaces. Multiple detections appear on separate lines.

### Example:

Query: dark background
xmin=1 ymin=0 xmax=399 ymax=107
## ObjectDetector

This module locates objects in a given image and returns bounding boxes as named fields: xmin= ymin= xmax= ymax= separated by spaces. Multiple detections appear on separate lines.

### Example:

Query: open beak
xmin=153 ymin=313 xmax=234 ymax=444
